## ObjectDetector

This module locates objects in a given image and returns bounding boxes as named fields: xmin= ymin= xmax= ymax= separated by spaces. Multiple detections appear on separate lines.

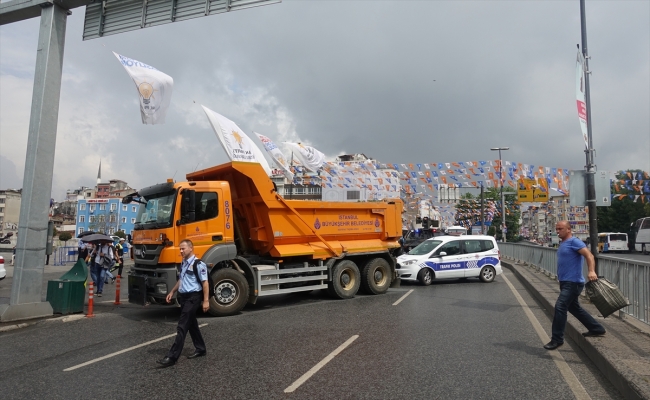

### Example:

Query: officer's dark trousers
xmin=167 ymin=292 xmax=206 ymax=360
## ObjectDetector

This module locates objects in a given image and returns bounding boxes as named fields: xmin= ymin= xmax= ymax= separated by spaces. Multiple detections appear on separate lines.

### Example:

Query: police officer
xmin=157 ymin=239 xmax=209 ymax=368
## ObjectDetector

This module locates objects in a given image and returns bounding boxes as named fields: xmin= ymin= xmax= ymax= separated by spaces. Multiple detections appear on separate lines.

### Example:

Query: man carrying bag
xmin=544 ymin=220 xmax=606 ymax=350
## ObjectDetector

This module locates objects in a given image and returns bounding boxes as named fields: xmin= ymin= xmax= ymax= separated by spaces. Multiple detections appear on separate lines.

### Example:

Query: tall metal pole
xmin=580 ymin=0 xmax=599 ymax=262
xmin=491 ymin=147 xmax=509 ymax=242
xmin=481 ymin=181 xmax=485 ymax=235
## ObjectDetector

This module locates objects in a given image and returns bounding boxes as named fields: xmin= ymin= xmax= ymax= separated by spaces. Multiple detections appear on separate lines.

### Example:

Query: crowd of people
xmin=78 ymin=238 xmax=126 ymax=297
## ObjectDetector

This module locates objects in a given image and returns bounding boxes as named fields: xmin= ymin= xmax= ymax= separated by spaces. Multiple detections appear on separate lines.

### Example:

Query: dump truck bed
xmin=187 ymin=162 xmax=403 ymax=259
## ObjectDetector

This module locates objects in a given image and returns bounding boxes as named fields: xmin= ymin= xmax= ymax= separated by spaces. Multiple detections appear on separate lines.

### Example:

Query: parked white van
xmin=396 ymin=235 xmax=502 ymax=285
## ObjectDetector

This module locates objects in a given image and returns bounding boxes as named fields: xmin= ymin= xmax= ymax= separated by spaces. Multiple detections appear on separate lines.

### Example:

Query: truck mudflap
xmin=128 ymin=275 xmax=148 ymax=305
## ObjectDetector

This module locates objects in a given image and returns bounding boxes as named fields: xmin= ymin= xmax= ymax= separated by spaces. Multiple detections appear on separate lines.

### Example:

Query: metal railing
xmin=500 ymin=242 xmax=649 ymax=326
xmin=53 ymin=246 xmax=79 ymax=266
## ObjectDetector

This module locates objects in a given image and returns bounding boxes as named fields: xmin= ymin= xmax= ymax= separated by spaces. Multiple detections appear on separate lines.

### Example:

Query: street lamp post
xmin=491 ymin=147 xmax=509 ymax=242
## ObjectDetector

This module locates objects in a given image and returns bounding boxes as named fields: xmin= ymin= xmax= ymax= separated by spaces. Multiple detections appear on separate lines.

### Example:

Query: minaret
xmin=97 ymin=159 xmax=102 ymax=185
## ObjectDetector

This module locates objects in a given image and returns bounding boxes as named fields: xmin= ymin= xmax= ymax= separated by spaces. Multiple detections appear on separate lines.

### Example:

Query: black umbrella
xmin=78 ymin=233 xmax=113 ymax=243
xmin=77 ymin=230 xmax=97 ymax=238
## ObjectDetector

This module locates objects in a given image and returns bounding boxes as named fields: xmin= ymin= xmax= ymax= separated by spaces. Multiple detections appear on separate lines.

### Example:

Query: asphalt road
xmin=0 ymin=268 xmax=623 ymax=399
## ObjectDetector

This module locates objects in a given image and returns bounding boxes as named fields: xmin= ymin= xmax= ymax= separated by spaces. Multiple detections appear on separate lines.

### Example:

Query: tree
xmin=454 ymin=186 xmax=520 ymax=240
xmin=598 ymin=170 xmax=649 ymax=233
xmin=59 ymin=232 xmax=72 ymax=245
xmin=114 ymin=230 xmax=126 ymax=239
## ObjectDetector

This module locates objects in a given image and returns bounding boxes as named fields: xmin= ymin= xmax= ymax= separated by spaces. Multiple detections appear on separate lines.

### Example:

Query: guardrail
xmin=500 ymin=242 xmax=649 ymax=326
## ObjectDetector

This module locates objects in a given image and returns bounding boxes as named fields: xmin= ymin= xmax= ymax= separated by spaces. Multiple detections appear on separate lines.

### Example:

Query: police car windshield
xmin=408 ymin=240 xmax=443 ymax=255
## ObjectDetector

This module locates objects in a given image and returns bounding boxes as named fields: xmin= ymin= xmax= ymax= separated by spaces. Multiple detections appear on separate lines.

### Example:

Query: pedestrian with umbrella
xmin=84 ymin=234 xmax=116 ymax=297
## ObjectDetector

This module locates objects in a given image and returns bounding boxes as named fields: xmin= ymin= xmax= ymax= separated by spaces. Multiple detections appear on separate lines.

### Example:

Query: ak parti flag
xmin=113 ymin=52 xmax=173 ymax=125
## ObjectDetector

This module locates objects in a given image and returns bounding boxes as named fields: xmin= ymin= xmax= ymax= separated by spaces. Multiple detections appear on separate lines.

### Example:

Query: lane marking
xmin=284 ymin=335 xmax=359 ymax=393
xmin=392 ymin=289 xmax=414 ymax=306
xmin=502 ymin=274 xmax=591 ymax=400
xmin=100 ymin=299 xmax=129 ymax=303
xmin=63 ymin=323 xmax=208 ymax=371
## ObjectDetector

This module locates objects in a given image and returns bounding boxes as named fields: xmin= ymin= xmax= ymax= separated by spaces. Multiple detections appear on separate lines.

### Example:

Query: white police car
xmin=396 ymin=235 xmax=501 ymax=285
xmin=0 ymin=255 xmax=6 ymax=280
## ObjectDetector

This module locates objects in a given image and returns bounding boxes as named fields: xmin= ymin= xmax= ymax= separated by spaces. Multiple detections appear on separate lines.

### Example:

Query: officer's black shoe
xmin=156 ymin=357 xmax=176 ymax=367
xmin=543 ymin=341 xmax=563 ymax=350
xmin=187 ymin=351 xmax=206 ymax=359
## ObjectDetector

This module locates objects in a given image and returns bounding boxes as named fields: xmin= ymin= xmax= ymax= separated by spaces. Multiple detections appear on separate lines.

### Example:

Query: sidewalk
xmin=0 ymin=258 xmax=135 ymax=328
xmin=502 ymin=257 xmax=650 ymax=400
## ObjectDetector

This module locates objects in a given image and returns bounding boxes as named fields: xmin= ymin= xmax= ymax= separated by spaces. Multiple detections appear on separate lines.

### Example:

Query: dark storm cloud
xmin=1 ymin=1 xmax=648 ymax=199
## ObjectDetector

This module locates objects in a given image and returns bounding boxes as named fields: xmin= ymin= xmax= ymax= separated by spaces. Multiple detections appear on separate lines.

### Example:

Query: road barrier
xmin=114 ymin=275 xmax=122 ymax=305
xmin=86 ymin=282 xmax=95 ymax=318
xmin=500 ymin=242 xmax=650 ymax=326
xmin=53 ymin=246 xmax=79 ymax=266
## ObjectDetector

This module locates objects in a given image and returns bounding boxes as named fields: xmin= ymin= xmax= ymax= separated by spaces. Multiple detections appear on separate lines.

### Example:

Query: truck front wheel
xmin=328 ymin=260 xmax=360 ymax=299
xmin=360 ymin=258 xmax=391 ymax=295
xmin=207 ymin=268 xmax=249 ymax=317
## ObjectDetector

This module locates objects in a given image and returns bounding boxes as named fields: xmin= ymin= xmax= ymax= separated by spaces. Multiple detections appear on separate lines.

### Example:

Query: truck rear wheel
xmin=207 ymin=268 xmax=249 ymax=317
xmin=360 ymin=258 xmax=391 ymax=295
xmin=327 ymin=260 xmax=360 ymax=299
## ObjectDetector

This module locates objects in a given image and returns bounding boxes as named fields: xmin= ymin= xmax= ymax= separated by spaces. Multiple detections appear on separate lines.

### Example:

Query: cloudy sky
xmin=1 ymin=0 xmax=648 ymax=200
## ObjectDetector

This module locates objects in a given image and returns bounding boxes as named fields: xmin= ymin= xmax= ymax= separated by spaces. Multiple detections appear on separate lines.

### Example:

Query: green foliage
xmin=114 ymin=230 xmax=126 ymax=239
xmin=455 ymin=187 xmax=520 ymax=240
xmin=598 ymin=169 xmax=649 ymax=232
xmin=58 ymin=232 xmax=72 ymax=243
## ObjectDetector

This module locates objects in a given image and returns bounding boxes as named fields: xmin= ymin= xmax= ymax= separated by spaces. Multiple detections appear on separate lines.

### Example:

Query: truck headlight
xmin=155 ymin=283 xmax=168 ymax=294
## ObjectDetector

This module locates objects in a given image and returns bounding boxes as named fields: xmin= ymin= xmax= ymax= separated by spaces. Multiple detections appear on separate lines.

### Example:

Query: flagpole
xmin=580 ymin=0 xmax=599 ymax=264
xmin=289 ymin=151 xmax=294 ymax=200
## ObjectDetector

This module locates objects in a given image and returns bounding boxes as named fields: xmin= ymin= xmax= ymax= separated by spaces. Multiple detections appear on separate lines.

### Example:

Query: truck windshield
xmin=133 ymin=190 xmax=177 ymax=230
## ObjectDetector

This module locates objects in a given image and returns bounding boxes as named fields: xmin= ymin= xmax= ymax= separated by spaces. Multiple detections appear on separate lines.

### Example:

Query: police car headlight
xmin=155 ymin=283 xmax=168 ymax=294
xmin=402 ymin=260 xmax=417 ymax=266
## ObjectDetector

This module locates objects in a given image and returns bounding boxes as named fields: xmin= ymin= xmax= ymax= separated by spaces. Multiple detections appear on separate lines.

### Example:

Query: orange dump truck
xmin=125 ymin=161 xmax=403 ymax=316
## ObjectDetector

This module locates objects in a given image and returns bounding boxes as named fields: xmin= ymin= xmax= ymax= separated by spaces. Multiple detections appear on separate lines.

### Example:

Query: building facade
xmin=0 ymin=189 xmax=21 ymax=242
xmin=76 ymin=198 xmax=140 ymax=236
xmin=520 ymin=196 xmax=589 ymax=243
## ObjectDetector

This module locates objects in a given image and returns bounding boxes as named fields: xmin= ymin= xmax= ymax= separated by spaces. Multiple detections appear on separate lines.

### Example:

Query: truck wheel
xmin=479 ymin=266 xmax=496 ymax=283
xmin=360 ymin=258 xmax=391 ymax=295
xmin=327 ymin=260 xmax=360 ymax=299
xmin=207 ymin=268 xmax=249 ymax=317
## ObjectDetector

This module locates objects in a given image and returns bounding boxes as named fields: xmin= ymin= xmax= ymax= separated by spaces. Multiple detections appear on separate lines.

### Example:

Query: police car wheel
xmin=479 ymin=266 xmax=496 ymax=283
xmin=327 ymin=260 xmax=360 ymax=299
xmin=418 ymin=268 xmax=433 ymax=286
xmin=207 ymin=268 xmax=249 ymax=317
xmin=360 ymin=258 xmax=391 ymax=295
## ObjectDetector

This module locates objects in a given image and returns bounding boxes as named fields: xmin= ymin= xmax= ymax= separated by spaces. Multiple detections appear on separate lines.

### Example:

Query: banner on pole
xmin=576 ymin=51 xmax=589 ymax=148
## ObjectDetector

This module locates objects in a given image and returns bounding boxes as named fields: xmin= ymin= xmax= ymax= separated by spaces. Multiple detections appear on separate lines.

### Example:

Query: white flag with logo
xmin=201 ymin=106 xmax=271 ymax=174
xmin=113 ymin=52 xmax=173 ymax=125
xmin=575 ymin=51 xmax=589 ymax=148
xmin=254 ymin=132 xmax=294 ymax=181
xmin=284 ymin=142 xmax=326 ymax=172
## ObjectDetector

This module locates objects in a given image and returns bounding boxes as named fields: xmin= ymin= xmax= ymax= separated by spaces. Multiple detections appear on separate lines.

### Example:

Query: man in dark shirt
xmin=544 ymin=221 xmax=605 ymax=350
